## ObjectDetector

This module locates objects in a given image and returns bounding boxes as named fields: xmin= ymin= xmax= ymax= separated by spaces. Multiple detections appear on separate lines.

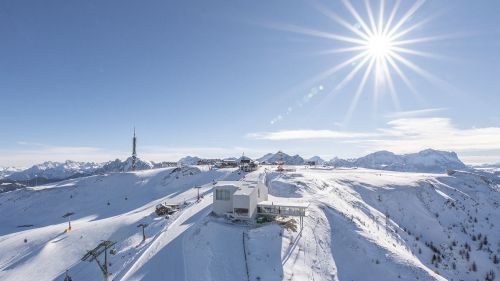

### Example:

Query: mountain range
xmin=0 ymin=149 xmax=473 ymax=186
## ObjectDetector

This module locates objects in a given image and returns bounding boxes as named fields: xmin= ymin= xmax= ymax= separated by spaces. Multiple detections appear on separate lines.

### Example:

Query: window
xmin=234 ymin=208 xmax=249 ymax=216
xmin=258 ymin=188 xmax=260 ymax=198
xmin=216 ymin=189 xmax=230 ymax=200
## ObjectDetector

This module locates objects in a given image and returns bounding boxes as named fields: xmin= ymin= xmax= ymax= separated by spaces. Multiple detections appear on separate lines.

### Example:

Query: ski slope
xmin=0 ymin=166 xmax=498 ymax=281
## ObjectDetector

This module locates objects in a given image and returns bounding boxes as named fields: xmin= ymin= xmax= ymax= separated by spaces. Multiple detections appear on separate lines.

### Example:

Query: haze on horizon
xmin=1 ymin=0 xmax=500 ymax=167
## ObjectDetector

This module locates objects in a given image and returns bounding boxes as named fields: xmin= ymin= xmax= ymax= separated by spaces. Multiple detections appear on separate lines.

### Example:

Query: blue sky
xmin=1 ymin=0 xmax=499 ymax=166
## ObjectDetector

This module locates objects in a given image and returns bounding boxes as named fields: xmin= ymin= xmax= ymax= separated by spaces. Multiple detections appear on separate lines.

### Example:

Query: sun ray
xmin=264 ymin=0 xmax=449 ymax=122
xmin=383 ymin=0 xmax=401 ymax=35
xmin=268 ymin=22 xmax=366 ymax=45
xmin=389 ymin=51 xmax=449 ymax=88
xmin=291 ymin=50 xmax=371 ymax=93
xmin=364 ymin=0 xmax=378 ymax=34
xmin=387 ymin=0 xmax=426 ymax=38
xmin=385 ymin=55 xmax=422 ymax=100
xmin=315 ymin=46 xmax=369 ymax=55
xmin=390 ymin=46 xmax=446 ymax=59
xmin=344 ymin=57 xmax=375 ymax=123
xmin=392 ymin=34 xmax=459 ymax=45
xmin=378 ymin=0 xmax=385 ymax=34
xmin=341 ymin=0 xmax=374 ymax=37
xmin=335 ymin=53 xmax=372 ymax=91
xmin=389 ymin=13 xmax=441 ymax=41
xmin=314 ymin=3 xmax=370 ymax=41
xmin=381 ymin=58 xmax=400 ymax=110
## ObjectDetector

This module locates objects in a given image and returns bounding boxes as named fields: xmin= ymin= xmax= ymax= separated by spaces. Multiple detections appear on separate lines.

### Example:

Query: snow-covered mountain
xmin=95 ymin=157 xmax=154 ymax=174
xmin=328 ymin=156 xmax=355 ymax=168
xmin=257 ymin=151 xmax=305 ymax=165
xmin=0 ymin=166 xmax=22 ymax=179
xmin=6 ymin=158 xmax=154 ymax=183
xmin=178 ymin=156 xmax=201 ymax=165
xmin=306 ymin=156 xmax=326 ymax=165
xmin=331 ymin=149 xmax=467 ymax=173
xmin=1 ymin=166 xmax=498 ymax=280
xmin=7 ymin=160 xmax=101 ymax=181
xmin=0 ymin=149 xmax=473 ymax=186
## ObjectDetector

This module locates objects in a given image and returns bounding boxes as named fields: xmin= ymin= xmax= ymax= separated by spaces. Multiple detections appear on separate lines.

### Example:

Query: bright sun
xmin=270 ymin=0 xmax=444 ymax=121
xmin=366 ymin=34 xmax=393 ymax=58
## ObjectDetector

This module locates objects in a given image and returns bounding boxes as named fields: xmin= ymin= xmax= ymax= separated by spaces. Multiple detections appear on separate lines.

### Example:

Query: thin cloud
xmin=140 ymin=145 xmax=268 ymax=162
xmin=246 ymin=117 xmax=500 ymax=163
xmin=384 ymin=107 xmax=447 ymax=119
xmin=1 ymin=143 xmax=125 ymax=166
xmin=246 ymin=130 xmax=376 ymax=140
xmin=367 ymin=118 xmax=500 ymax=153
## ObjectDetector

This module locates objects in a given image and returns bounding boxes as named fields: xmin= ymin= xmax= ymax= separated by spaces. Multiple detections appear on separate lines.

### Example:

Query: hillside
xmin=0 ymin=166 xmax=498 ymax=281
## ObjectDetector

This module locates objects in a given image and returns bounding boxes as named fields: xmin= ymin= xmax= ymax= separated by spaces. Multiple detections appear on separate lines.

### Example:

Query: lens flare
xmin=268 ymin=0 xmax=450 ymax=121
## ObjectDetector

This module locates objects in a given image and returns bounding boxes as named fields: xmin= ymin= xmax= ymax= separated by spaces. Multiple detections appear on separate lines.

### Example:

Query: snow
xmin=178 ymin=156 xmax=201 ymax=165
xmin=6 ymin=158 xmax=154 ymax=182
xmin=257 ymin=151 xmax=305 ymax=165
xmin=258 ymin=200 xmax=309 ymax=208
xmin=1 ymin=165 xmax=499 ymax=281
xmin=2 ymin=149 xmax=474 ymax=186
xmin=330 ymin=149 xmax=467 ymax=173
xmin=306 ymin=156 xmax=326 ymax=165
xmin=0 ymin=167 xmax=23 ymax=179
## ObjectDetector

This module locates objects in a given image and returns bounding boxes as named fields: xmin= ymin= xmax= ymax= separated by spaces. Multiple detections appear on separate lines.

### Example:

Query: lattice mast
xmin=132 ymin=127 xmax=137 ymax=171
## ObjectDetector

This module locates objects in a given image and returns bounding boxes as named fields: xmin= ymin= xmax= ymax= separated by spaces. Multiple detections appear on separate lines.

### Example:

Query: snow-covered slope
xmin=265 ymin=168 xmax=499 ymax=281
xmin=0 ymin=166 xmax=244 ymax=281
xmin=1 ymin=166 xmax=498 ymax=281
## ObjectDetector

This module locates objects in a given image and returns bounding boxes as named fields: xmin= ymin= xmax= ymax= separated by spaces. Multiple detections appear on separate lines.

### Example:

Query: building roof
xmin=214 ymin=180 xmax=260 ymax=196
xmin=258 ymin=200 xmax=310 ymax=209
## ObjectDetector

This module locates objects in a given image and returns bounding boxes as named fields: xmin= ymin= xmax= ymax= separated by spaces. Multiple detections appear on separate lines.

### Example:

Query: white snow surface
xmin=1 ymin=166 xmax=499 ymax=281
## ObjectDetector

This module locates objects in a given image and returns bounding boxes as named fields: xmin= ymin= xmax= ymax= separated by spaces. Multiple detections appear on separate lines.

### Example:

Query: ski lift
xmin=110 ymin=247 xmax=117 ymax=255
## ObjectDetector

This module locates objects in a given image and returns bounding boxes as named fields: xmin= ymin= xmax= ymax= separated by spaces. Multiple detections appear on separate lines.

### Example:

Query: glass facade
xmin=215 ymin=189 xmax=230 ymax=200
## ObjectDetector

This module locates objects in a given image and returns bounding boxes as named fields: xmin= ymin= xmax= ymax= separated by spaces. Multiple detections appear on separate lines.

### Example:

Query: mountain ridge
xmin=2 ymin=149 xmax=470 ymax=184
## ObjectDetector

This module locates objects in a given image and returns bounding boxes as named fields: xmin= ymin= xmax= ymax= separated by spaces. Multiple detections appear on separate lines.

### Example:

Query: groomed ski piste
xmin=0 ymin=166 xmax=499 ymax=281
